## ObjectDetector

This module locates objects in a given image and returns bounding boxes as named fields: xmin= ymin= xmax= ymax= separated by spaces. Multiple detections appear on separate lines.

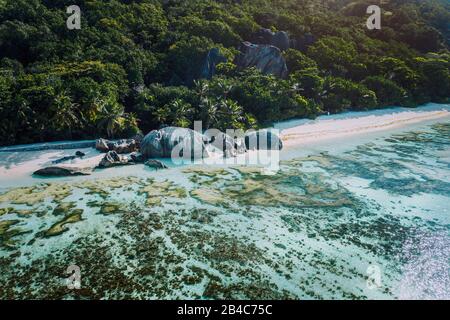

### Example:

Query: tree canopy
xmin=0 ymin=0 xmax=449 ymax=145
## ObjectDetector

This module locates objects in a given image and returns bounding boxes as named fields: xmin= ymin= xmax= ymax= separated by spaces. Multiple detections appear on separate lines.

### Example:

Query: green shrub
xmin=322 ymin=77 xmax=377 ymax=113
xmin=362 ymin=76 xmax=407 ymax=107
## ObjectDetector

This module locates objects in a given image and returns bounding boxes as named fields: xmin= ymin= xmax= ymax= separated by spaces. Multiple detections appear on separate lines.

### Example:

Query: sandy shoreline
xmin=0 ymin=103 xmax=449 ymax=186
xmin=278 ymin=103 xmax=450 ymax=147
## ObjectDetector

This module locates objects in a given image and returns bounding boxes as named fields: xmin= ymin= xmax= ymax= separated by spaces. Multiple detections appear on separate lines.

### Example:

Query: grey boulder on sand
xmin=145 ymin=159 xmax=168 ymax=170
xmin=141 ymin=127 xmax=208 ymax=160
xmin=98 ymin=151 xmax=131 ymax=168
xmin=95 ymin=138 xmax=110 ymax=152
xmin=129 ymin=152 xmax=145 ymax=163
xmin=52 ymin=151 xmax=86 ymax=164
xmin=33 ymin=166 xmax=92 ymax=177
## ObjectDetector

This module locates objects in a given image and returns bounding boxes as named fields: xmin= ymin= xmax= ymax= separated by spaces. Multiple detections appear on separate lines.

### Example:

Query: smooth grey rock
xmin=129 ymin=152 xmax=145 ymax=163
xmin=201 ymin=48 xmax=227 ymax=79
xmin=272 ymin=31 xmax=290 ymax=51
xmin=52 ymin=151 xmax=85 ymax=164
xmin=245 ymin=130 xmax=284 ymax=150
xmin=235 ymin=42 xmax=288 ymax=78
xmin=145 ymin=159 xmax=168 ymax=170
xmin=95 ymin=138 xmax=110 ymax=152
xmin=52 ymin=156 xmax=78 ymax=164
xmin=253 ymin=28 xmax=275 ymax=44
xmin=203 ymin=131 xmax=247 ymax=158
xmin=253 ymin=28 xmax=290 ymax=51
xmin=98 ymin=151 xmax=131 ymax=168
xmin=141 ymin=127 xmax=208 ymax=160
xmin=33 ymin=166 xmax=92 ymax=177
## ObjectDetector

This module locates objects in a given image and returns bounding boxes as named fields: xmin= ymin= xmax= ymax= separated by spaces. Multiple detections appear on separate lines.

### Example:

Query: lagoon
xmin=0 ymin=103 xmax=449 ymax=299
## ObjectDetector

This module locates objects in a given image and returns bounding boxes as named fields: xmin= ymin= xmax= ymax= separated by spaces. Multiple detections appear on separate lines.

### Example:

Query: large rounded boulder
xmin=141 ymin=127 xmax=208 ymax=160
xmin=235 ymin=42 xmax=288 ymax=78
xmin=252 ymin=28 xmax=290 ymax=51
xmin=203 ymin=130 xmax=247 ymax=158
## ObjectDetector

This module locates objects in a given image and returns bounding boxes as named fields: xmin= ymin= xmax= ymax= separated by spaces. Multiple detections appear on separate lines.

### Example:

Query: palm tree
xmin=97 ymin=103 xmax=126 ymax=138
xmin=216 ymin=99 xmax=245 ymax=130
xmin=51 ymin=92 xmax=80 ymax=138
xmin=199 ymin=97 xmax=219 ymax=129
xmin=215 ymin=79 xmax=233 ymax=99
xmin=171 ymin=99 xmax=193 ymax=127
xmin=194 ymin=80 xmax=210 ymax=100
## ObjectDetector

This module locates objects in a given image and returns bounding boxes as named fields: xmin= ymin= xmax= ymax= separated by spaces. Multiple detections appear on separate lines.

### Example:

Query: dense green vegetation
xmin=0 ymin=0 xmax=449 ymax=145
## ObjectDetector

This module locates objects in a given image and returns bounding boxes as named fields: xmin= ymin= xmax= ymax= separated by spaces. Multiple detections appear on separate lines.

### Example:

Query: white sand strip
xmin=278 ymin=104 xmax=450 ymax=147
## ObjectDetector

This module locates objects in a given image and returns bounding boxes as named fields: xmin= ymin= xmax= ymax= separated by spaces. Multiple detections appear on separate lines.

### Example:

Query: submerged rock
xmin=141 ymin=127 xmax=208 ymax=160
xmin=98 ymin=151 xmax=131 ymax=168
xmin=245 ymin=130 xmax=284 ymax=150
xmin=235 ymin=42 xmax=288 ymax=78
xmin=145 ymin=159 xmax=169 ymax=170
xmin=95 ymin=138 xmax=139 ymax=154
xmin=52 ymin=151 xmax=86 ymax=164
xmin=33 ymin=166 xmax=92 ymax=177
xmin=130 ymin=152 xmax=145 ymax=163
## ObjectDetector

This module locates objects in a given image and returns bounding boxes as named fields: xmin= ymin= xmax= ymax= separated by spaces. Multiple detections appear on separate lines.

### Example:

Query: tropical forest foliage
xmin=0 ymin=0 xmax=449 ymax=145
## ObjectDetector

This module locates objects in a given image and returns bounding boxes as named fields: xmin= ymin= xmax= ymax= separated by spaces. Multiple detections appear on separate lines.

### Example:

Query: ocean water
xmin=0 ymin=109 xmax=449 ymax=299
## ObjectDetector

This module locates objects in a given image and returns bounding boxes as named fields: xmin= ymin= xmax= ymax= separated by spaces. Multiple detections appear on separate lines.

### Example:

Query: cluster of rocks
xmin=141 ymin=126 xmax=282 ymax=160
xmin=98 ymin=151 xmax=132 ymax=168
xmin=95 ymin=136 xmax=142 ymax=154
xmin=97 ymin=150 xmax=169 ymax=170
xmin=33 ymin=127 xmax=283 ymax=177
xmin=34 ymin=151 xmax=90 ymax=177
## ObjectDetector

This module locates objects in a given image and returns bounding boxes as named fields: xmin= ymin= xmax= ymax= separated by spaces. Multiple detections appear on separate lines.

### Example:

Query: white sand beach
xmin=276 ymin=103 xmax=450 ymax=147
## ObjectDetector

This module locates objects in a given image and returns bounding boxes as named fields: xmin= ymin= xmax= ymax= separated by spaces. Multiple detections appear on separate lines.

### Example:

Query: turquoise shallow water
xmin=0 ymin=117 xmax=449 ymax=299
